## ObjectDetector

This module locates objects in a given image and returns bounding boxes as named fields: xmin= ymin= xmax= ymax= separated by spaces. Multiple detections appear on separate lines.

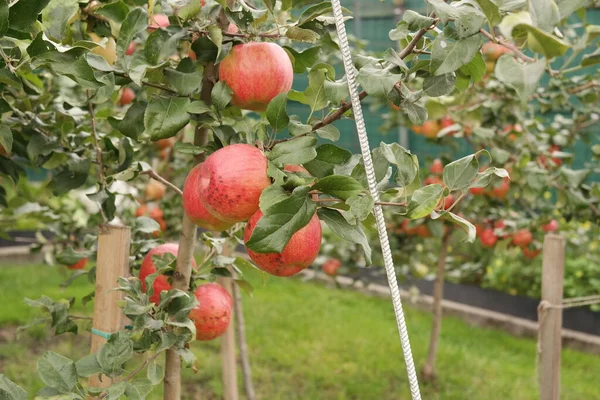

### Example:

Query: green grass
xmin=0 ymin=264 xmax=598 ymax=399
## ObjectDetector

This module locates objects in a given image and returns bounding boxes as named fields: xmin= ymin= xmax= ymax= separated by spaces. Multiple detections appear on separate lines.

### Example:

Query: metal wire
xmin=330 ymin=1 xmax=422 ymax=399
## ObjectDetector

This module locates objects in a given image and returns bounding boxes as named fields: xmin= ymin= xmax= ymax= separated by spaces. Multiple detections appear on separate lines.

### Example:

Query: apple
xmin=154 ymin=137 xmax=176 ymax=150
xmin=149 ymin=207 xmax=163 ymax=220
xmin=182 ymin=163 xmax=234 ymax=231
xmin=153 ymin=217 xmax=167 ymax=237
xmin=480 ymin=228 xmax=497 ymax=247
xmin=430 ymin=159 xmax=443 ymax=175
xmin=491 ymin=178 xmax=510 ymax=200
xmin=139 ymin=243 xmax=197 ymax=304
xmin=423 ymin=176 xmax=443 ymax=186
xmin=119 ymin=88 xmax=135 ymax=106
xmin=190 ymin=283 xmax=233 ymax=341
xmin=442 ymin=194 xmax=454 ymax=210
xmin=135 ymin=204 xmax=148 ymax=217
xmin=218 ymin=42 xmax=293 ymax=111
xmin=243 ymin=210 xmax=322 ymax=277
xmin=126 ymin=42 xmax=136 ymax=56
xmin=475 ymin=223 xmax=484 ymax=237
xmin=322 ymin=258 xmax=341 ymax=277
xmin=145 ymin=180 xmax=166 ymax=201
xmin=482 ymin=42 xmax=511 ymax=61
xmin=226 ymin=23 xmax=238 ymax=34
xmin=283 ymin=165 xmax=310 ymax=174
xmin=469 ymin=187 xmax=485 ymax=195
xmin=148 ymin=14 xmax=170 ymax=31
xmin=512 ymin=229 xmax=533 ymax=248
xmin=198 ymin=144 xmax=270 ymax=222
xmin=89 ymin=32 xmax=117 ymax=65
xmin=420 ymin=120 xmax=440 ymax=139
xmin=439 ymin=116 xmax=457 ymax=136
xmin=68 ymin=258 xmax=87 ymax=270
xmin=522 ymin=246 xmax=541 ymax=259
xmin=415 ymin=224 xmax=431 ymax=238
xmin=542 ymin=219 xmax=559 ymax=232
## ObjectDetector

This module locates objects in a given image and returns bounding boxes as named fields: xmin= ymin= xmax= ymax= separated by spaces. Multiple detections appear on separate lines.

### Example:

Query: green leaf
xmin=304 ymin=144 xmax=352 ymax=179
xmin=246 ymin=186 xmax=316 ymax=254
xmin=357 ymin=64 xmax=398 ymax=97
xmin=427 ymin=0 xmax=486 ymax=37
xmin=0 ymin=0 xmax=8 ymax=37
xmin=474 ymin=0 xmax=502 ymax=25
xmin=406 ymin=184 xmax=444 ymax=219
xmin=423 ymin=73 xmax=456 ymax=97
xmin=37 ymin=352 xmax=78 ymax=393
xmin=556 ymin=0 xmax=587 ymax=20
xmin=268 ymin=136 xmax=317 ymax=166
xmin=95 ymin=1 xmax=130 ymax=23
xmin=458 ymin=52 xmax=486 ymax=84
xmin=42 ymin=0 xmax=78 ymax=41
xmin=0 ymin=375 xmax=27 ymax=400
xmin=432 ymin=33 xmax=482 ymax=75
xmin=266 ymin=93 xmax=289 ymax=133
xmin=317 ymin=208 xmax=372 ymax=264
xmin=283 ymin=46 xmax=320 ymax=73
xmin=560 ymin=167 xmax=590 ymax=187
xmin=173 ymin=142 xmax=204 ymax=155
xmin=401 ymin=101 xmax=428 ymax=125
xmin=346 ymin=194 xmax=374 ymax=224
xmin=495 ymin=55 xmax=545 ymax=103
xmin=443 ymin=154 xmax=479 ymax=191
xmin=286 ymin=26 xmax=320 ymax=43
xmin=498 ymin=11 xmax=568 ymax=58
xmin=292 ymin=65 xmax=347 ymax=112
xmin=380 ymin=142 xmax=418 ymax=187
xmin=8 ymin=0 xmax=51 ymax=31
xmin=109 ymin=101 xmax=146 ymax=140
xmin=125 ymin=379 xmax=153 ymax=399
xmin=315 ymin=125 xmax=340 ymax=142
xmin=211 ymin=81 xmax=232 ymax=111
xmin=96 ymin=332 xmax=134 ymax=376
xmin=0 ymin=126 xmax=12 ymax=153
xmin=75 ymin=354 xmax=101 ymax=378
xmin=146 ymin=360 xmax=164 ymax=385
xmin=389 ymin=21 xmax=409 ymax=41
xmin=134 ymin=216 xmax=160 ymax=234
xmin=312 ymin=175 xmax=364 ymax=200
xmin=403 ymin=10 xmax=435 ymax=30
xmin=259 ymin=184 xmax=289 ymax=211
xmin=34 ymin=51 xmax=102 ymax=89
xmin=117 ymin=8 xmax=147 ymax=57
xmin=443 ymin=212 xmax=476 ymax=243
xmin=187 ymin=100 xmax=213 ymax=114
xmin=529 ymin=0 xmax=560 ymax=32
xmin=164 ymin=68 xmax=202 ymax=96
xmin=56 ymin=247 xmax=93 ymax=266
xmin=581 ymin=48 xmax=600 ymax=67
xmin=104 ymin=381 xmax=126 ymax=400
xmin=144 ymin=97 xmax=190 ymax=140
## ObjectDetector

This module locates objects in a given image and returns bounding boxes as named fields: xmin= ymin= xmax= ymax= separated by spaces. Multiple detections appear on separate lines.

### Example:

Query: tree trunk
xmin=163 ymin=63 xmax=215 ymax=400
xmin=421 ymin=228 xmax=452 ymax=382
xmin=233 ymin=279 xmax=257 ymax=400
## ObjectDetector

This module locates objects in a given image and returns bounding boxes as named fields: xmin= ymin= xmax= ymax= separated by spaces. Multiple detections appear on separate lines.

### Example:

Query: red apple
xmin=149 ymin=206 xmax=163 ymax=220
xmin=480 ymin=228 xmax=497 ymax=247
xmin=442 ymin=194 xmax=454 ymax=210
xmin=470 ymin=187 xmax=485 ymax=195
xmin=243 ymin=210 xmax=322 ymax=277
xmin=135 ymin=204 xmax=148 ymax=217
xmin=68 ymin=258 xmax=87 ymax=270
xmin=482 ymin=42 xmax=511 ymax=61
xmin=283 ymin=165 xmax=310 ymax=174
xmin=512 ymin=229 xmax=533 ymax=248
xmin=491 ymin=178 xmax=510 ymax=200
xmin=218 ymin=42 xmax=293 ymax=111
xmin=415 ymin=224 xmax=431 ymax=238
xmin=154 ymin=137 xmax=175 ymax=150
xmin=420 ymin=120 xmax=440 ymax=139
xmin=542 ymin=219 xmax=558 ymax=232
xmin=439 ymin=116 xmax=457 ymax=136
xmin=522 ymin=246 xmax=541 ymax=259
xmin=119 ymin=88 xmax=135 ymax=106
xmin=183 ymin=163 xmax=234 ymax=231
xmin=198 ymin=144 xmax=270 ymax=222
xmin=423 ymin=176 xmax=443 ymax=186
xmin=148 ymin=14 xmax=170 ymax=31
xmin=190 ymin=283 xmax=233 ymax=341
xmin=430 ymin=159 xmax=443 ymax=175
xmin=322 ymin=258 xmax=341 ymax=277
xmin=139 ymin=243 xmax=197 ymax=304
xmin=126 ymin=42 xmax=136 ymax=56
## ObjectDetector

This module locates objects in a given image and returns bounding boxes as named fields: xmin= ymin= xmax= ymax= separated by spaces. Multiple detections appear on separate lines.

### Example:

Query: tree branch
xmin=113 ymin=72 xmax=178 ymax=95
xmin=140 ymin=169 xmax=183 ymax=196
xmin=479 ymin=28 xmax=536 ymax=63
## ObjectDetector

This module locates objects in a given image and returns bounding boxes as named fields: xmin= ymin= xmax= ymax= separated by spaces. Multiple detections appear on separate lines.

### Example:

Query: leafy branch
xmin=140 ymin=169 xmax=183 ymax=196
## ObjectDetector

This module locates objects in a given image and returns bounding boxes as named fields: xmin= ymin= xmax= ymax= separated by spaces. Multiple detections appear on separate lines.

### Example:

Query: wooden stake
xmin=233 ymin=281 xmax=256 ymax=400
xmin=218 ymin=266 xmax=239 ymax=400
xmin=89 ymin=224 xmax=131 ymax=389
xmin=539 ymin=234 xmax=566 ymax=400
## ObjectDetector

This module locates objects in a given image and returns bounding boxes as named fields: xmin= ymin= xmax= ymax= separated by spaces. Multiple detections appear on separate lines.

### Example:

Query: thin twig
xmin=313 ymin=198 xmax=407 ymax=207
xmin=479 ymin=29 xmax=536 ymax=63
xmin=140 ymin=169 xmax=183 ymax=196
xmin=113 ymin=72 xmax=178 ymax=95
xmin=87 ymin=93 xmax=106 ymax=189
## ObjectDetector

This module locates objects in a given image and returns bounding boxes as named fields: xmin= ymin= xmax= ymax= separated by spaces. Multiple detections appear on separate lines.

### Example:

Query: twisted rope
xmin=330 ymin=1 xmax=421 ymax=398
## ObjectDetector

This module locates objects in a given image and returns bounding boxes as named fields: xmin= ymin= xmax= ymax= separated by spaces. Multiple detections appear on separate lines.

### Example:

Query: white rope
xmin=329 ymin=2 xmax=422 ymax=399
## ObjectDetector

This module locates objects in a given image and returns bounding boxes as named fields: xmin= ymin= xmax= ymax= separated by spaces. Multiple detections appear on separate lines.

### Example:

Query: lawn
xmin=0 ymin=263 xmax=598 ymax=399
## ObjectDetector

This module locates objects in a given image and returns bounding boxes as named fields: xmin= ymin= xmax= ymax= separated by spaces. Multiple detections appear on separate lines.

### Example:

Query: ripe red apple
xmin=198 ymin=144 xmax=270 ymax=222
xmin=480 ymin=228 xmax=497 ymax=247
xmin=512 ymin=229 xmax=533 ymax=248
xmin=469 ymin=187 xmax=485 ymax=195
xmin=243 ymin=210 xmax=322 ymax=277
xmin=420 ymin=120 xmax=440 ymax=139
xmin=423 ymin=176 xmax=443 ymax=186
xmin=218 ymin=42 xmax=293 ymax=111
xmin=442 ymin=194 xmax=454 ymax=210
xmin=139 ymin=243 xmax=197 ymax=304
xmin=415 ymin=224 xmax=431 ymax=238
xmin=126 ymin=42 xmax=136 ymax=56
xmin=153 ymin=217 xmax=167 ymax=237
xmin=542 ymin=219 xmax=559 ymax=232
xmin=119 ymin=88 xmax=135 ymax=106
xmin=154 ymin=137 xmax=175 ymax=150
xmin=482 ymin=42 xmax=511 ymax=61
xmin=149 ymin=207 xmax=163 ymax=220
xmin=68 ymin=258 xmax=87 ymax=270
xmin=135 ymin=204 xmax=148 ymax=217
xmin=439 ymin=116 xmax=457 ymax=136
xmin=522 ymin=246 xmax=541 ymax=259
xmin=429 ymin=159 xmax=443 ymax=175
xmin=145 ymin=180 xmax=166 ymax=201
xmin=183 ymin=163 xmax=234 ymax=231
xmin=322 ymin=258 xmax=341 ymax=277
xmin=491 ymin=178 xmax=510 ymax=200
xmin=148 ymin=14 xmax=170 ymax=31
xmin=190 ymin=283 xmax=233 ymax=341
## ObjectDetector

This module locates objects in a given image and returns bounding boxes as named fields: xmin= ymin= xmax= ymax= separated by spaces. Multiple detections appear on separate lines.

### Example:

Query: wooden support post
xmin=233 ymin=281 xmax=256 ymax=400
xmin=218 ymin=273 xmax=239 ymax=400
xmin=89 ymin=224 xmax=131 ymax=389
xmin=539 ymin=233 xmax=566 ymax=400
